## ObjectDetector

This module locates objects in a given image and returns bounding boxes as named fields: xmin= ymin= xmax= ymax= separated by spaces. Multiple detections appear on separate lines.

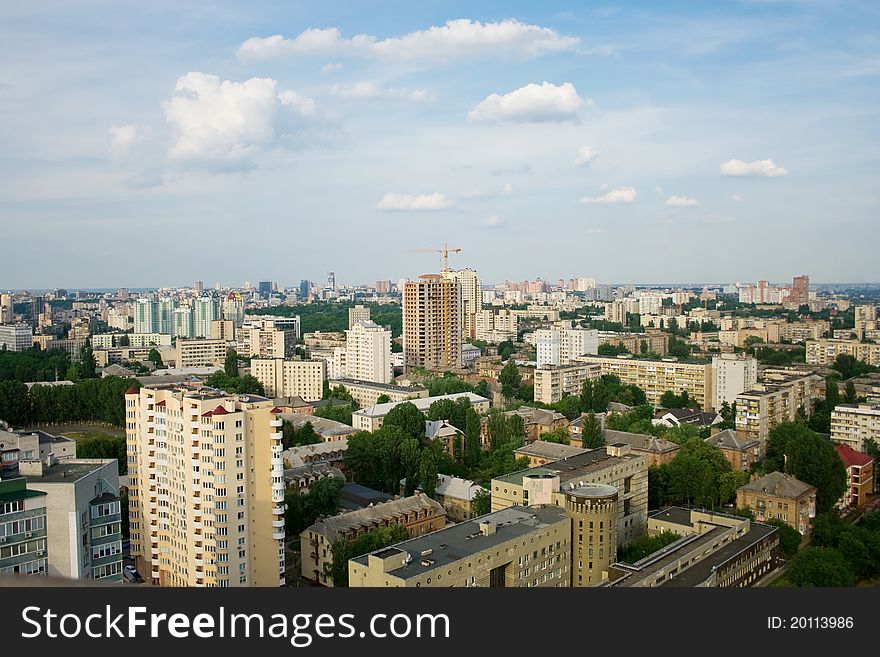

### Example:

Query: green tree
xmin=580 ymin=412 xmax=603 ymax=449
xmin=843 ymin=380 xmax=857 ymax=404
xmin=555 ymin=394 xmax=582 ymax=420
xmin=464 ymin=409 xmax=482 ymax=468
xmin=329 ymin=524 xmax=408 ymax=586
xmin=76 ymin=435 xmax=128 ymax=474
xmin=810 ymin=511 xmax=846 ymax=548
xmin=825 ymin=375 xmax=841 ymax=407
xmin=787 ymin=547 xmax=854 ymax=587
xmin=765 ymin=519 xmax=803 ymax=560
xmin=224 ymin=349 xmax=239 ymax=377
xmin=281 ymin=420 xmax=321 ymax=448
xmin=79 ymin=340 xmax=97 ymax=378
xmin=400 ymin=438 xmax=422 ymax=495
xmin=474 ymin=380 xmax=490 ymax=399
xmin=837 ymin=526 xmax=880 ymax=580
xmin=472 ymin=488 xmax=491 ymax=516
xmin=598 ymin=342 xmax=629 ymax=357
xmin=147 ymin=348 xmax=164 ymax=370
xmin=484 ymin=409 xmax=525 ymax=450
xmin=382 ymin=401 xmax=425 ymax=440
xmin=376 ymin=394 xmax=391 ymax=404
xmin=419 ymin=449 xmax=438 ymax=498
xmin=497 ymin=340 xmax=515 ymax=361
xmin=499 ymin=360 xmax=522 ymax=399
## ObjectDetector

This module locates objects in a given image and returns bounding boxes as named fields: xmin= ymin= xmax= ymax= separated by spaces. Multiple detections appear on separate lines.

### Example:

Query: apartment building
xmin=250 ymin=357 xmax=325 ymax=401
xmin=175 ymin=338 xmax=228 ymax=368
xmin=125 ymin=385 xmax=286 ymax=587
xmin=575 ymin=354 xmax=714 ymax=411
xmin=344 ymin=320 xmax=392 ymax=384
xmin=236 ymin=316 xmax=300 ymax=359
xmin=736 ymin=472 xmax=816 ymax=535
xmin=705 ymin=429 xmax=761 ymax=472
xmin=474 ymin=308 xmax=518 ymax=343
xmin=712 ymin=353 xmax=758 ymax=410
xmin=432 ymin=475 xmax=483 ymax=522
xmin=600 ymin=429 xmax=680 ymax=466
xmin=806 ymin=338 xmax=880 ymax=366
xmin=348 ymin=304 xmax=370 ymax=329
xmin=831 ymin=404 xmax=880 ymax=452
xmin=0 ymin=323 xmax=33 ymax=351
xmin=606 ymin=508 xmax=778 ymax=588
xmin=491 ymin=444 xmax=649 ymax=546
xmin=352 ymin=392 xmax=490 ymax=433
xmin=134 ymin=299 xmax=159 ymax=334
xmin=767 ymin=320 xmax=830 ymax=343
xmin=0 ymin=428 xmax=77 ymax=475
xmin=209 ymin=320 xmax=235 ymax=341
xmin=834 ymin=444 xmax=874 ymax=510
xmin=0 ymin=477 xmax=48 ymax=577
xmin=533 ymin=362 xmax=602 ymax=404
xmin=535 ymin=321 xmax=599 ymax=366
xmin=301 ymin=493 xmax=445 ymax=586
xmin=735 ymin=373 xmax=815 ymax=446
xmin=598 ymin=331 xmax=670 ymax=356
xmin=91 ymin=333 xmax=172 ymax=349
xmin=604 ymin=300 xmax=629 ymax=325
xmin=348 ymin=505 xmax=571 ymax=588
xmin=443 ymin=268 xmax=482 ymax=341
xmin=326 ymin=378 xmax=428 ymax=408
xmin=21 ymin=457 xmax=123 ymax=581
xmin=403 ymin=274 xmax=462 ymax=372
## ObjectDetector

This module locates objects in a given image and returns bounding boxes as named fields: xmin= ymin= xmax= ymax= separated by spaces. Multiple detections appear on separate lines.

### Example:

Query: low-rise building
xmin=513 ymin=440 xmax=589 ymax=467
xmin=301 ymin=493 xmax=446 ymax=586
xmin=834 ymin=444 xmax=874 ymax=510
xmin=601 ymin=429 xmax=680 ymax=466
xmin=327 ymin=378 xmax=428 ymax=408
xmin=432 ymin=475 xmax=483 ymax=522
xmin=352 ymin=392 xmax=490 ymax=433
xmin=0 ymin=477 xmax=49 ymax=577
xmin=806 ymin=338 xmax=880 ymax=367
xmin=736 ymin=472 xmax=816 ymax=535
xmin=705 ymin=429 xmax=761 ymax=472
xmin=533 ymin=363 xmax=601 ymax=404
xmin=831 ymin=403 xmax=880 ymax=453
xmin=653 ymin=408 xmax=722 ymax=429
xmin=493 ymin=406 xmax=568 ymax=443
xmin=175 ymin=338 xmax=228 ymax=368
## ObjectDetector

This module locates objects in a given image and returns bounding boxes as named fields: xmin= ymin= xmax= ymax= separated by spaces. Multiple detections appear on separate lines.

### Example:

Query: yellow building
xmin=250 ymin=357 xmax=325 ymax=401
xmin=125 ymin=384 xmax=286 ymax=587
xmin=831 ymin=403 xmax=880 ymax=452
xmin=175 ymin=338 xmax=228 ymax=368
xmin=806 ymin=338 xmax=880 ymax=366
xmin=534 ymin=363 xmax=602 ymax=404
xmin=736 ymin=471 xmax=816 ymax=535
xmin=403 ymin=274 xmax=462 ymax=372
xmin=735 ymin=372 xmax=815 ymax=447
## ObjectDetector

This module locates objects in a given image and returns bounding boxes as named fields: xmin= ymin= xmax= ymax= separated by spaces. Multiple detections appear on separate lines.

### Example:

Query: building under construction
xmin=402 ymin=274 xmax=462 ymax=373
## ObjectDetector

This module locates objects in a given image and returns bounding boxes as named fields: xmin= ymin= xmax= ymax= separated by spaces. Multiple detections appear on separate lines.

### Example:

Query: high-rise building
xmin=194 ymin=281 xmax=204 ymax=293
xmin=327 ymin=272 xmax=336 ymax=292
xmin=0 ymin=293 xmax=13 ymax=323
xmin=0 ymin=323 xmax=33 ymax=352
xmin=535 ymin=321 xmax=598 ymax=366
xmin=712 ymin=354 xmax=758 ymax=411
xmin=443 ymin=268 xmax=482 ymax=340
xmin=126 ymin=385 xmax=286 ymax=587
xmin=299 ymin=280 xmax=310 ymax=300
xmin=250 ymin=358 xmax=325 ymax=401
xmin=374 ymin=280 xmax=392 ymax=294
xmin=403 ymin=274 xmax=462 ymax=372
xmin=173 ymin=306 xmax=194 ymax=339
xmin=789 ymin=275 xmax=810 ymax=306
xmin=193 ymin=296 xmax=220 ymax=338
xmin=605 ymin=300 xmax=628 ymax=325
xmin=348 ymin=304 xmax=371 ymax=329
xmin=345 ymin=319 xmax=392 ymax=384
xmin=222 ymin=292 xmax=245 ymax=328
xmin=134 ymin=299 xmax=158 ymax=334
xmin=0 ymin=477 xmax=48 ymax=577
xmin=157 ymin=298 xmax=175 ymax=335
xmin=258 ymin=281 xmax=273 ymax=298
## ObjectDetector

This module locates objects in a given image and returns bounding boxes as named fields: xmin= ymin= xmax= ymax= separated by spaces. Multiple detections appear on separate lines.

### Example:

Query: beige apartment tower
xmin=125 ymin=385 xmax=286 ymax=587
xmin=403 ymin=274 xmax=462 ymax=372
xmin=443 ymin=268 xmax=482 ymax=340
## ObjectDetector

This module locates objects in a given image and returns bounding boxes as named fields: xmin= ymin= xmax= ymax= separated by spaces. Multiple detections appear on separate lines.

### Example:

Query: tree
xmin=148 ymin=348 xmax=164 ymax=370
xmin=660 ymin=390 xmax=693 ymax=410
xmin=540 ymin=428 xmax=570 ymax=444
xmin=224 ymin=349 xmax=239 ymax=377
xmin=499 ymin=360 xmax=521 ymax=399
xmin=472 ymin=488 xmax=491 ymax=517
xmin=810 ymin=511 xmax=846 ymax=548
xmin=497 ymin=340 xmax=515 ymax=362
xmin=580 ymin=412 xmax=603 ymax=449
xmin=76 ymin=435 xmax=127 ymax=474
xmin=281 ymin=420 xmax=321 ymax=448
xmin=464 ymin=409 xmax=482 ymax=468
xmin=765 ymin=519 xmax=802 ymax=560
xmin=833 ymin=354 xmax=859 ymax=380
xmin=580 ymin=378 xmax=610 ymax=413
xmin=598 ymin=342 xmax=629 ymax=357
xmin=825 ymin=375 xmax=841 ymax=408
xmin=844 ymin=380 xmax=857 ymax=404
xmin=400 ymin=438 xmax=422 ymax=496
xmin=654 ymin=439 xmax=736 ymax=508
xmin=419 ymin=449 xmax=438 ymax=499
xmin=79 ymin=340 xmax=97 ymax=378
xmin=329 ymin=524 xmax=408 ymax=586
xmin=474 ymin=380 xmax=490 ymax=399
xmin=204 ymin=371 xmax=265 ymax=396
xmin=484 ymin=409 xmax=525 ymax=451
xmin=837 ymin=526 xmax=880 ymax=580
xmin=787 ymin=547 xmax=854 ymax=587
xmin=376 ymin=394 xmax=391 ymax=404
xmin=382 ymin=401 xmax=425 ymax=440
xmin=555 ymin=394 xmax=582 ymax=420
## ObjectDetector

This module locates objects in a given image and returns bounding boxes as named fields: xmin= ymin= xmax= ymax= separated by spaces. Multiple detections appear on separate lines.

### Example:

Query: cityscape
xmin=1 ymin=2 xmax=879 ymax=596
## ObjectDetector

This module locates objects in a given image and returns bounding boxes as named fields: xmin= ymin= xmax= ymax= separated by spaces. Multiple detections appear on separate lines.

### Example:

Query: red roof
xmin=125 ymin=387 xmax=139 ymax=395
xmin=212 ymin=405 xmax=229 ymax=415
xmin=270 ymin=407 xmax=283 ymax=414
xmin=155 ymin=400 xmax=166 ymax=408
xmin=201 ymin=410 xmax=213 ymax=417
xmin=835 ymin=443 xmax=874 ymax=468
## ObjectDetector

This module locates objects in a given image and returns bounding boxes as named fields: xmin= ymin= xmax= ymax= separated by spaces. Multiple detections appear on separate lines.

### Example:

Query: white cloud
xmin=486 ymin=215 xmax=504 ymax=227
xmin=502 ymin=182 xmax=513 ymax=195
xmin=164 ymin=72 xmax=315 ymax=162
xmin=654 ymin=186 xmax=664 ymax=194
xmin=665 ymin=195 xmax=700 ymax=207
xmin=237 ymin=19 xmax=580 ymax=61
xmin=459 ymin=183 xmax=513 ymax=200
xmin=376 ymin=193 xmax=452 ymax=211
xmin=732 ymin=193 xmax=744 ymax=202
xmin=468 ymin=81 xmax=588 ymax=123
xmin=580 ymin=186 xmax=636 ymax=204
xmin=585 ymin=227 xmax=604 ymax=234
xmin=573 ymin=146 xmax=598 ymax=167
xmin=320 ymin=62 xmax=344 ymax=74
xmin=719 ymin=158 xmax=788 ymax=177
xmin=108 ymin=124 xmax=148 ymax=156
xmin=331 ymin=81 xmax=431 ymax=102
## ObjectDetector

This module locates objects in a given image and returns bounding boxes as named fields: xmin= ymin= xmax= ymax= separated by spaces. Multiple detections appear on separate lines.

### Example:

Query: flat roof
xmin=350 ymin=505 xmax=568 ymax=579
xmin=24 ymin=459 xmax=114 ymax=484
xmin=495 ymin=447 xmax=638 ymax=486
xmin=329 ymin=378 xmax=426 ymax=393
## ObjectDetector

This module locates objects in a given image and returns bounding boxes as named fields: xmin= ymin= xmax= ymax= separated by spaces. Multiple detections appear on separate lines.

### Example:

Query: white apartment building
xmin=474 ymin=308 xmax=518 ymax=343
xmin=173 ymin=306 xmax=195 ymax=339
xmin=806 ymin=339 xmax=880 ymax=367
xmin=344 ymin=319 xmax=392 ymax=384
xmin=193 ymin=297 xmax=220 ymax=338
xmin=0 ymin=293 xmax=13 ymax=323
xmin=637 ymin=293 xmax=665 ymax=316
xmin=534 ymin=363 xmax=602 ymax=404
xmin=605 ymin=300 xmax=629 ymax=324
xmin=175 ymin=338 xmax=228 ymax=368
xmin=125 ymin=385 xmax=286 ymax=587
xmin=0 ymin=323 xmax=33 ymax=351
xmin=712 ymin=354 xmax=758 ymax=410
xmin=348 ymin=304 xmax=371 ymax=329
xmin=250 ymin=358 xmax=326 ymax=401
xmin=443 ymin=268 xmax=482 ymax=340
xmin=134 ymin=299 xmax=158 ymax=334
xmin=831 ymin=404 xmax=880 ymax=452
xmin=535 ymin=321 xmax=598 ymax=366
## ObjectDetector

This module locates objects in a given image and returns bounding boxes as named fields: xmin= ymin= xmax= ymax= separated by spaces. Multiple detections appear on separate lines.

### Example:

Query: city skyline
xmin=2 ymin=1 xmax=879 ymax=287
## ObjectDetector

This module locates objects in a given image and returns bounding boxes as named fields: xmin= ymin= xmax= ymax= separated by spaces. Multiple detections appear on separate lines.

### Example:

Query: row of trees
xmin=76 ymin=435 xmax=128 ymax=474
xmin=787 ymin=511 xmax=880 ymax=586
xmin=0 ymin=376 xmax=139 ymax=427
xmin=249 ymin=302 xmax=402 ymax=338
xmin=0 ymin=342 xmax=97 ymax=383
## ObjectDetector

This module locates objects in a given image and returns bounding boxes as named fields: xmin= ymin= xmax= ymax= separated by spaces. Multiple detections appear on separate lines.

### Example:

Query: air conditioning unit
xmin=25 ymin=532 xmax=32 ymax=538
xmin=0 ymin=536 xmax=6 ymax=543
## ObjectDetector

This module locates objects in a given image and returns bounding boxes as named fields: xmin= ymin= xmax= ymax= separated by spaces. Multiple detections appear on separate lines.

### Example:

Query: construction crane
xmin=409 ymin=243 xmax=462 ymax=275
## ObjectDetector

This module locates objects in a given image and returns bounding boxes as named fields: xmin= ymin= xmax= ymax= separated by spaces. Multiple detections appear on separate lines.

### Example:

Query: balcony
xmin=272 ymin=505 xmax=285 ymax=515
xmin=270 ymin=419 xmax=283 ymax=428
xmin=272 ymin=530 xmax=285 ymax=540
xmin=272 ymin=519 xmax=285 ymax=529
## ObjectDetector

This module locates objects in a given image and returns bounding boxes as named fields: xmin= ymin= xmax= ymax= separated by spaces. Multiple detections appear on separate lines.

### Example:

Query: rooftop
xmin=329 ymin=378 xmax=426 ymax=393
xmin=705 ymin=429 xmax=761 ymax=451
xmin=23 ymin=459 xmax=115 ymax=484
xmin=514 ymin=440 xmax=588 ymax=461
xmin=355 ymin=392 xmax=489 ymax=418
xmin=494 ymin=447 xmax=640 ymax=487
xmin=834 ymin=443 xmax=874 ymax=468
xmin=307 ymin=493 xmax=444 ymax=542
xmin=604 ymin=429 xmax=680 ymax=454
xmin=738 ymin=471 xmax=815 ymax=498
xmin=350 ymin=505 xmax=569 ymax=578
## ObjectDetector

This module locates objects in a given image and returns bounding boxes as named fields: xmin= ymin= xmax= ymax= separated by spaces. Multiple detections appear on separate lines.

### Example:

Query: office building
xmin=301 ymin=493 xmax=445 ymax=586
xmin=0 ymin=477 xmax=48 ymax=577
xmin=403 ymin=274 xmax=462 ymax=372
xmin=21 ymin=457 xmax=123 ymax=581
xmin=348 ymin=505 xmax=571 ymax=588
xmin=712 ymin=354 xmax=758 ymax=411
xmin=251 ymin=358 xmax=325 ymax=401
xmin=831 ymin=404 xmax=880 ymax=452
xmin=299 ymin=280 xmax=310 ymax=300
xmin=535 ymin=321 xmax=598 ymax=366
xmin=443 ymin=268 xmax=482 ymax=340
xmin=258 ymin=281 xmax=273 ymax=298
xmin=736 ymin=472 xmax=816 ymax=535
xmin=344 ymin=319 xmax=392 ymax=384
xmin=0 ymin=323 xmax=33 ymax=352
xmin=533 ymin=363 xmax=602 ymax=404
xmin=126 ymin=385 xmax=286 ymax=587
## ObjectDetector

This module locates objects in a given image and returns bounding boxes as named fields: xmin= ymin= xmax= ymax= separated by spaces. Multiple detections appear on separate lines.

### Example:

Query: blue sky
xmin=1 ymin=1 xmax=878 ymax=289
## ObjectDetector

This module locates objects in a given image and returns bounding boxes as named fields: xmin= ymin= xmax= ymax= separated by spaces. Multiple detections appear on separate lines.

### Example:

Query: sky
xmin=1 ymin=0 xmax=878 ymax=289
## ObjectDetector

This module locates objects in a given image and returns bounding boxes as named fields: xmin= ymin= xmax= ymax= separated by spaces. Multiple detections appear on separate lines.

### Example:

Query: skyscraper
xmin=157 ymin=298 xmax=175 ymax=335
xmin=443 ymin=268 xmax=482 ymax=341
xmin=257 ymin=281 xmax=273 ymax=299
xmin=134 ymin=298 xmax=158 ymax=334
xmin=299 ymin=280 xmax=310 ymax=300
xmin=403 ymin=274 xmax=462 ymax=372
xmin=327 ymin=271 xmax=336 ymax=292
xmin=193 ymin=296 xmax=219 ymax=338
